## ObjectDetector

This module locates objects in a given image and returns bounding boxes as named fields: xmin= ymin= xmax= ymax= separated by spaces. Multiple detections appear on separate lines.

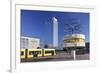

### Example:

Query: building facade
xmin=62 ymin=34 xmax=85 ymax=48
xmin=20 ymin=36 xmax=40 ymax=49
xmin=53 ymin=17 xmax=58 ymax=48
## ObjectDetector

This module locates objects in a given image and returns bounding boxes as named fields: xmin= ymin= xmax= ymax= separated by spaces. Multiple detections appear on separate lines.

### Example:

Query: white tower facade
xmin=53 ymin=17 xmax=58 ymax=47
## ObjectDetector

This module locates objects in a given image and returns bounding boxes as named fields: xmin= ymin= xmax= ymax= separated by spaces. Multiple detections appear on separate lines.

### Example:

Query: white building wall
xmin=28 ymin=38 xmax=40 ymax=49
xmin=20 ymin=36 xmax=40 ymax=49
xmin=20 ymin=37 xmax=28 ymax=49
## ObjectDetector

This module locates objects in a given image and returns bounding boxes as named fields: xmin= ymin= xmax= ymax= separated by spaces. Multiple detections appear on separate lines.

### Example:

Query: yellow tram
xmin=27 ymin=49 xmax=42 ymax=58
xmin=20 ymin=49 xmax=56 ymax=59
xmin=43 ymin=49 xmax=56 ymax=56
xmin=20 ymin=49 xmax=26 ymax=59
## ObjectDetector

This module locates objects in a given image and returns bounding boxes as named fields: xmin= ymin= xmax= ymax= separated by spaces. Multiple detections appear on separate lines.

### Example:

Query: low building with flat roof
xmin=20 ymin=36 xmax=40 ymax=49
xmin=62 ymin=34 xmax=85 ymax=49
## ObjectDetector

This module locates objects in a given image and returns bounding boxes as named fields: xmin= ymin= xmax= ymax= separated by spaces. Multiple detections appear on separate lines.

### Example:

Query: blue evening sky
xmin=21 ymin=10 xmax=89 ymax=47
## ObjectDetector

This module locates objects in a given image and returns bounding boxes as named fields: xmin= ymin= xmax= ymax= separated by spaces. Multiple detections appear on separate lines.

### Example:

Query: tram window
xmin=45 ymin=51 xmax=54 ymax=54
xmin=29 ymin=51 xmax=33 ymax=55
xmin=35 ymin=51 xmax=41 ymax=54
xmin=32 ymin=51 xmax=41 ymax=54
xmin=21 ymin=52 xmax=24 ymax=55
